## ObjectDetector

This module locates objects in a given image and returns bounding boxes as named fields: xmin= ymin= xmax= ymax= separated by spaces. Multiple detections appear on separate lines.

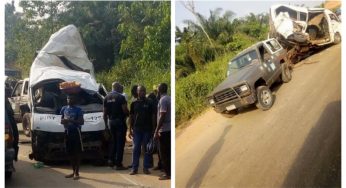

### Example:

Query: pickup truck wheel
xmin=221 ymin=110 xmax=238 ymax=118
xmin=255 ymin=86 xmax=274 ymax=110
xmin=22 ymin=113 xmax=31 ymax=137
xmin=334 ymin=33 xmax=341 ymax=44
xmin=281 ymin=63 xmax=292 ymax=83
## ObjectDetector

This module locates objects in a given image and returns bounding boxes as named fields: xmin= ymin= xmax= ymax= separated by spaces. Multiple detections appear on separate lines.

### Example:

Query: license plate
xmin=226 ymin=104 xmax=236 ymax=111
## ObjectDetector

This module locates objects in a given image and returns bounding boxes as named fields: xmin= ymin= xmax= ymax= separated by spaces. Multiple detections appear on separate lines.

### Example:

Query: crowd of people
xmin=61 ymin=82 xmax=171 ymax=180
xmin=104 ymin=82 xmax=171 ymax=180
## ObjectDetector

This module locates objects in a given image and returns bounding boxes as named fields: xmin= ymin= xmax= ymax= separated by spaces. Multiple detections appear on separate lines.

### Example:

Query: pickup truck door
xmin=9 ymin=81 xmax=23 ymax=116
xmin=259 ymin=44 xmax=280 ymax=86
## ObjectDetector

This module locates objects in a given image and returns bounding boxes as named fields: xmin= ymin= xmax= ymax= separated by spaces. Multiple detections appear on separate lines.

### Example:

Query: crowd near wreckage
xmin=207 ymin=4 xmax=341 ymax=117
xmin=7 ymin=24 xmax=171 ymax=181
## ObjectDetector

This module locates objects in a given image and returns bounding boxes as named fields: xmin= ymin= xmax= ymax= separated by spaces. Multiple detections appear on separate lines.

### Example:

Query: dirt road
xmin=6 ymin=131 xmax=170 ymax=188
xmin=176 ymin=44 xmax=341 ymax=187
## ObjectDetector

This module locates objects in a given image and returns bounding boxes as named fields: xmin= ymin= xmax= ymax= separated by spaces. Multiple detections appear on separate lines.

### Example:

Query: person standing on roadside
xmin=61 ymin=95 xmax=84 ymax=180
xmin=129 ymin=85 xmax=155 ymax=175
xmin=103 ymin=82 xmax=129 ymax=170
xmin=154 ymin=83 xmax=171 ymax=180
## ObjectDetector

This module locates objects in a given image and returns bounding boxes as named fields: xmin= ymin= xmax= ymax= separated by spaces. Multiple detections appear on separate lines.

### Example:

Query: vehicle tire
xmin=221 ymin=110 xmax=238 ymax=118
xmin=5 ymin=171 xmax=12 ymax=179
xmin=22 ymin=113 xmax=31 ymax=137
xmin=334 ymin=33 xmax=341 ymax=44
xmin=31 ymin=132 xmax=45 ymax=162
xmin=281 ymin=63 xmax=292 ymax=83
xmin=255 ymin=86 xmax=274 ymax=110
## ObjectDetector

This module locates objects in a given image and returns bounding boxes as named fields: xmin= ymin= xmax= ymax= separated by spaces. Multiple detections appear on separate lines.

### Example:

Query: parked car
xmin=269 ymin=4 xmax=341 ymax=47
xmin=5 ymin=97 xmax=19 ymax=179
xmin=8 ymin=78 xmax=29 ymax=123
xmin=207 ymin=38 xmax=291 ymax=117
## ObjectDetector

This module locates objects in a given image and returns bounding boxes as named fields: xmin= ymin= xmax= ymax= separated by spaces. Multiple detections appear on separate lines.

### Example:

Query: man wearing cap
xmin=103 ymin=82 xmax=129 ymax=170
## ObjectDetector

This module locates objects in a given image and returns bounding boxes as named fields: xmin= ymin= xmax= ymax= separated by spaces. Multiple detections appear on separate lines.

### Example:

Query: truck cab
xmin=207 ymin=39 xmax=291 ymax=117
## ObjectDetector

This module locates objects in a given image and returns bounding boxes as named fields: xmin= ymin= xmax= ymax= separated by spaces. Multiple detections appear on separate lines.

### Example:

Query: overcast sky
xmin=176 ymin=1 xmax=324 ymax=29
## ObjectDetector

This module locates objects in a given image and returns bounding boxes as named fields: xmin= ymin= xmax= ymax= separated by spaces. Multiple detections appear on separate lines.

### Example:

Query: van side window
xmin=329 ymin=14 xmax=340 ymax=22
xmin=23 ymin=81 xmax=28 ymax=95
xmin=276 ymin=6 xmax=297 ymax=20
xmin=13 ymin=83 xmax=23 ymax=97
xmin=299 ymin=12 xmax=307 ymax=21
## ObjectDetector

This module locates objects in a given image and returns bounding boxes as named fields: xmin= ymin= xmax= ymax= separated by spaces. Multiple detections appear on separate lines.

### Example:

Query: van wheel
xmin=221 ymin=110 xmax=238 ymax=118
xmin=22 ymin=113 xmax=31 ymax=137
xmin=5 ymin=171 xmax=12 ymax=179
xmin=334 ymin=33 xmax=341 ymax=44
xmin=255 ymin=86 xmax=274 ymax=110
xmin=31 ymin=132 xmax=45 ymax=162
xmin=281 ymin=63 xmax=292 ymax=83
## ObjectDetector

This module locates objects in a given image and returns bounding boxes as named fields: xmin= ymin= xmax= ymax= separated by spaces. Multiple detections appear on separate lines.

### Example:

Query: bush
xmin=96 ymin=62 xmax=170 ymax=97
xmin=176 ymin=53 xmax=235 ymax=126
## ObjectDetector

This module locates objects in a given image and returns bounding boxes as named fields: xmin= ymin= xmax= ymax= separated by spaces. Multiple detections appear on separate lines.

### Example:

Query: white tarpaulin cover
xmin=29 ymin=25 xmax=98 ymax=91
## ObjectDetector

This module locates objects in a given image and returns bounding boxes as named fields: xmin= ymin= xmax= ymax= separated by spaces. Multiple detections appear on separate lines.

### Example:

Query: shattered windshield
xmin=33 ymin=81 xmax=103 ymax=114
xmin=228 ymin=50 xmax=259 ymax=70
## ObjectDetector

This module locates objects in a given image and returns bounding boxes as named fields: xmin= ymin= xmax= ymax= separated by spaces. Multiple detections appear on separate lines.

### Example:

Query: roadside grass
xmin=176 ymin=52 xmax=237 ymax=127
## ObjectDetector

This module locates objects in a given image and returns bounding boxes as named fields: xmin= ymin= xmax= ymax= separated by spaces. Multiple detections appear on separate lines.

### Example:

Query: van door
xmin=327 ymin=12 xmax=341 ymax=41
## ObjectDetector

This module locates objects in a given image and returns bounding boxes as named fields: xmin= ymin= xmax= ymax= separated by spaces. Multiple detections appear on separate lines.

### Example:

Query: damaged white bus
xmin=27 ymin=25 xmax=107 ymax=162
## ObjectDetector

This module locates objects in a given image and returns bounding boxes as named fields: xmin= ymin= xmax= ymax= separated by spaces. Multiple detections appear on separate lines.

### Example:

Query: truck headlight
xmin=239 ymin=85 xmax=248 ymax=92
xmin=209 ymin=99 xmax=215 ymax=105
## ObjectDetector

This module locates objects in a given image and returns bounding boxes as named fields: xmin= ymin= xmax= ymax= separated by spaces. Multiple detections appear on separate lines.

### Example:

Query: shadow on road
xmin=80 ymin=177 xmax=135 ymax=187
xmin=5 ymin=160 xmax=93 ymax=188
xmin=186 ymin=126 xmax=231 ymax=188
xmin=282 ymin=100 xmax=341 ymax=187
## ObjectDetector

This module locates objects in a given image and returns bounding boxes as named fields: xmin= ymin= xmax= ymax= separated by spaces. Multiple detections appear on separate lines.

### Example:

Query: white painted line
xmin=119 ymin=173 xmax=141 ymax=186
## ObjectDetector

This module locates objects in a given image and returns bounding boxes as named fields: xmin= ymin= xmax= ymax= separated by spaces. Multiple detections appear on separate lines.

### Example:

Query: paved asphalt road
xmin=6 ymin=128 xmax=170 ymax=188
xmin=176 ymin=44 xmax=341 ymax=187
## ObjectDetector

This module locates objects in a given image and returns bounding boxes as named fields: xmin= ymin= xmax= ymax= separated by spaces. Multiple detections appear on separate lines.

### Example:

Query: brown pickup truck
xmin=207 ymin=38 xmax=291 ymax=117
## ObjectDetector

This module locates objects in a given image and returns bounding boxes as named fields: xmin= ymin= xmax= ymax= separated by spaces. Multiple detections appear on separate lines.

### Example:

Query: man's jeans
xmin=132 ymin=130 xmax=152 ymax=170
xmin=108 ymin=119 xmax=127 ymax=167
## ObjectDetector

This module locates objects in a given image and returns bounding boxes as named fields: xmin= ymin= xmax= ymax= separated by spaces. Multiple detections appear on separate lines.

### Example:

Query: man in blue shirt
xmin=60 ymin=95 xmax=84 ymax=180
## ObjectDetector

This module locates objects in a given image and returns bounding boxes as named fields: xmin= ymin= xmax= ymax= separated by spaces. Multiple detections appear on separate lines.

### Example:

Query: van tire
xmin=334 ymin=33 xmax=341 ymax=44
xmin=255 ymin=86 xmax=274 ymax=110
xmin=22 ymin=113 xmax=31 ymax=137
xmin=281 ymin=63 xmax=292 ymax=83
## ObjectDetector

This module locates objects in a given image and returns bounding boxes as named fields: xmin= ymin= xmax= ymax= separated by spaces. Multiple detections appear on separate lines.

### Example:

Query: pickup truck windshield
xmin=228 ymin=50 xmax=259 ymax=70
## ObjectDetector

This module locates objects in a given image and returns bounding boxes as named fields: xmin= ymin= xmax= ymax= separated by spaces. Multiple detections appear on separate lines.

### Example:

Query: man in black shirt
xmin=129 ymin=85 xmax=155 ymax=175
xmin=103 ymin=82 xmax=129 ymax=170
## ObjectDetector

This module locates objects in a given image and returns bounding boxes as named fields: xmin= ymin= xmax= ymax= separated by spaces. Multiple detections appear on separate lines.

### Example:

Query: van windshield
xmin=33 ymin=81 xmax=103 ymax=114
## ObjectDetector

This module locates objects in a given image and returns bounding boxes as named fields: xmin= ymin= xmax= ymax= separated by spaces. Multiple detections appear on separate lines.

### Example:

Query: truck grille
xmin=214 ymin=88 xmax=239 ymax=104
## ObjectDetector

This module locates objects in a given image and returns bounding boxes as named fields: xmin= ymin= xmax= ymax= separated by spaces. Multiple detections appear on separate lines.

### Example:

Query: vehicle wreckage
xmin=269 ymin=4 xmax=341 ymax=64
